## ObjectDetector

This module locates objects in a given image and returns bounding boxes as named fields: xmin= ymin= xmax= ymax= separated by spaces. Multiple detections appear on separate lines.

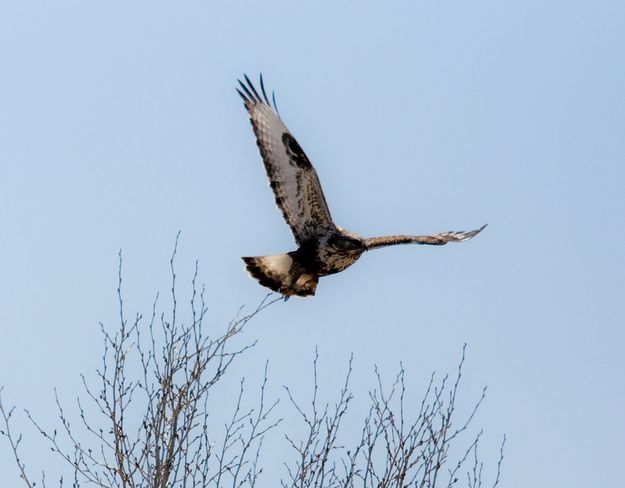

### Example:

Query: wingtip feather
xmin=237 ymin=72 xmax=281 ymax=116
xmin=238 ymin=78 xmax=255 ymax=102
xmin=259 ymin=73 xmax=271 ymax=105
xmin=236 ymin=87 xmax=247 ymax=102
xmin=244 ymin=73 xmax=262 ymax=102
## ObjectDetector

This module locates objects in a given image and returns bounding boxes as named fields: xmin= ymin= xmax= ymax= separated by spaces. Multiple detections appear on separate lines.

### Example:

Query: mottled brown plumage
xmin=238 ymin=75 xmax=486 ymax=297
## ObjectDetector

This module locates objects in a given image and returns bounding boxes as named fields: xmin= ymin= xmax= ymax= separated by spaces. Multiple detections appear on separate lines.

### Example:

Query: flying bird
xmin=237 ymin=74 xmax=486 ymax=297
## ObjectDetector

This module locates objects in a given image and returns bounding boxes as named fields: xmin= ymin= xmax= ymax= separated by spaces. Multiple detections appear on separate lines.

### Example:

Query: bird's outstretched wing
xmin=364 ymin=224 xmax=487 ymax=249
xmin=237 ymin=74 xmax=336 ymax=245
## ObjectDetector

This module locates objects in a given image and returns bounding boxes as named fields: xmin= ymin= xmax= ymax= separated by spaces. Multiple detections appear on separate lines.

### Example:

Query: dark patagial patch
xmin=282 ymin=133 xmax=313 ymax=170
xmin=327 ymin=233 xmax=364 ymax=252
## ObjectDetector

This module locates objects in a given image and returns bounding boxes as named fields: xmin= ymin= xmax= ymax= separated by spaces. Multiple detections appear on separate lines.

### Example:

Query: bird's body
xmin=243 ymin=231 xmax=366 ymax=297
xmin=237 ymin=75 xmax=486 ymax=297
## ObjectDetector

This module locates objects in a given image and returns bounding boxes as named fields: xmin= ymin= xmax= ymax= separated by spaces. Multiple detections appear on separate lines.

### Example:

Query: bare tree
xmin=1 ymin=242 xmax=504 ymax=488
xmin=281 ymin=348 xmax=505 ymax=488
xmin=2 ymin=239 xmax=282 ymax=488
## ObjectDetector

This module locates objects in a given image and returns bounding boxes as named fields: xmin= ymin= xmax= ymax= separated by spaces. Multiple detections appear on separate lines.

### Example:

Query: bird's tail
xmin=242 ymin=253 xmax=318 ymax=297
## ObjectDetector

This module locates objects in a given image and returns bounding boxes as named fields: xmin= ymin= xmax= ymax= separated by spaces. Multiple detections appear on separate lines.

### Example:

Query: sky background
xmin=1 ymin=1 xmax=624 ymax=486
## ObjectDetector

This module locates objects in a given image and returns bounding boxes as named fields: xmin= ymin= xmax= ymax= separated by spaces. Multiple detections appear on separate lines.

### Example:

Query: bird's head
xmin=292 ymin=273 xmax=318 ymax=297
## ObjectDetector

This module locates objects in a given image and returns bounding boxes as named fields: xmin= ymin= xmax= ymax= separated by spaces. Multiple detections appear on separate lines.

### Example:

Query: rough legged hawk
xmin=237 ymin=75 xmax=486 ymax=297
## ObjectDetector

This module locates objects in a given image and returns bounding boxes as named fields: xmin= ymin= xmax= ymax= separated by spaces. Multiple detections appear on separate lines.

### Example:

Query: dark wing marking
xmin=238 ymin=74 xmax=336 ymax=245
xmin=364 ymin=224 xmax=487 ymax=249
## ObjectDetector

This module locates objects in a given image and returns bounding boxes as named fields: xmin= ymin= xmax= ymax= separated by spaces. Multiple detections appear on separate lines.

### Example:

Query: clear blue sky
xmin=1 ymin=1 xmax=624 ymax=486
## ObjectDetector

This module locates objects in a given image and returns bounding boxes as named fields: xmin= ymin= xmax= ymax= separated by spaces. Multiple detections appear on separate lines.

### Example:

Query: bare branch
xmin=0 ymin=387 xmax=35 ymax=488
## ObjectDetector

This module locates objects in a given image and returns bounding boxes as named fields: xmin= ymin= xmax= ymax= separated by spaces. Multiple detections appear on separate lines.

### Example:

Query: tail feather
xmin=242 ymin=254 xmax=292 ymax=294
xmin=242 ymin=253 xmax=318 ymax=297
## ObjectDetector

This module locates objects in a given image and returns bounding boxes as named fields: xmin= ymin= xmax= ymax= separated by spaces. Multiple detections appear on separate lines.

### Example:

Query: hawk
xmin=238 ymin=75 xmax=486 ymax=297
